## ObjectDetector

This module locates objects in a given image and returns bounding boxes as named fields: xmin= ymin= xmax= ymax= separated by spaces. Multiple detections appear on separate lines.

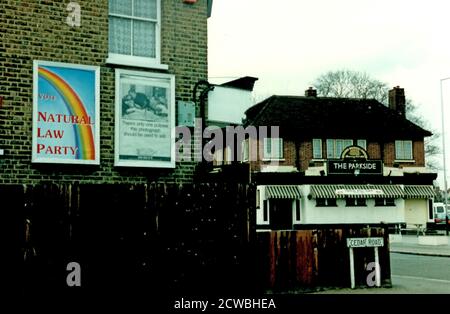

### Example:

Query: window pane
xmin=109 ymin=17 xmax=132 ymax=55
xmin=357 ymin=139 xmax=366 ymax=150
xmin=356 ymin=198 xmax=366 ymax=206
xmin=404 ymin=141 xmax=412 ymax=159
xmin=395 ymin=141 xmax=402 ymax=159
xmin=326 ymin=139 xmax=334 ymax=159
xmin=336 ymin=140 xmax=344 ymax=158
xmin=109 ymin=0 xmax=132 ymax=15
xmin=134 ymin=0 xmax=157 ymax=19
xmin=276 ymin=139 xmax=283 ymax=159
xmin=316 ymin=199 xmax=326 ymax=207
xmin=264 ymin=138 xmax=271 ymax=158
xmin=133 ymin=20 xmax=156 ymax=57
xmin=313 ymin=139 xmax=322 ymax=159
xmin=344 ymin=139 xmax=353 ymax=149
xmin=345 ymin=198 xmax=354 ymax=207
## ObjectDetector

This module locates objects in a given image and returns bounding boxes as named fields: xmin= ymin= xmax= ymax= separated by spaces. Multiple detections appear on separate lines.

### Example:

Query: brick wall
xmin=249 ymin=138 xmax=427 ymax=172
xmin=383 ymin=141 xmax=425 ymax=167
xmin=412 ymin=140 xmax=425 ymax=166
xmin=299 ymin=140 xmax=312 ymax=171
xmin=367 ymin=141 xmax=381 ymax=159
xmin=0 ymin=0 xmax=208 ymax=184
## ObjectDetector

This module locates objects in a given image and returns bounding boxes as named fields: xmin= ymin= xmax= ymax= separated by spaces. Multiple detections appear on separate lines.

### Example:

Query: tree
xmin=313 ymin=70 xmax=389 ymax=103
xmin=312 ymin=70 xmax=440 ymax=169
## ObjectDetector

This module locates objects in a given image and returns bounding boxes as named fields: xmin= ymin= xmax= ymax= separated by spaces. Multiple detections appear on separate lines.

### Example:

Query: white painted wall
xmin=256 ymin=185 xmax=407 ymax=227
xmin=207 ymin=86 xmax=253 ymax=124
xmin=300 ymin=185 xmax=405 ymax=225
xmin=404 ymin=199 xmax=428 ymax=227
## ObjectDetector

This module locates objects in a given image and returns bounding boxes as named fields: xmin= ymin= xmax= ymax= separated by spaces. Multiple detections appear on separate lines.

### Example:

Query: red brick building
xmin=0 ymin=0 xmax=212 ymax=184
xmin=240 ymin=87 xmax=437 ymax=230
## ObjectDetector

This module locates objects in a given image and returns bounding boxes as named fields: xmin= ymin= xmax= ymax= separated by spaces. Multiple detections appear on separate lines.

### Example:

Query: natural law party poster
xmin=32 ymin=61 xmax=100 ymax=165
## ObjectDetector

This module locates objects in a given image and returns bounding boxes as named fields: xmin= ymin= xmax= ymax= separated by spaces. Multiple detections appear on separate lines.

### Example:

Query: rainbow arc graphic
xmin=38 ymin=67 xmax=95 ymax=160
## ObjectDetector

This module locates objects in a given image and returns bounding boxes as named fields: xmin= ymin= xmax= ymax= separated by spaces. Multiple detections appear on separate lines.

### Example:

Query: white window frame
xmin=395 ymin=140 xmax=413 ymax=160
xmin=107 ymin=0 xmax=168 ymax=70
xmin=242 ymin=139 xmax=249 ymax=162
xmin=326 ymin=139 xmax=353 ymax=159
xmin=256 ymin=199 xmax=270 ymax=225
xmin=293 ymin=199 xmax=301 ymax=224
xmin=312 ymin=139 xmax=322 ymax=159
xmin=263 ymin=138 xmax=284 ymax=160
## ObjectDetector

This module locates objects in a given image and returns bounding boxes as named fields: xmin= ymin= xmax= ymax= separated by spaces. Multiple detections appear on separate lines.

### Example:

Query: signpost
xmin=346 ymin=237 xmax=384 ymax=289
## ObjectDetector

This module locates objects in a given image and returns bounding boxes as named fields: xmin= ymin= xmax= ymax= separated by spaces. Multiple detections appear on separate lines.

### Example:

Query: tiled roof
xmin=244 ymin=96 xmax=432 ymax=139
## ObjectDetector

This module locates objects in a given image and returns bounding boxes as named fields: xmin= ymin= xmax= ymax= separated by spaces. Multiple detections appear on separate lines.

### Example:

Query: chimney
xmin=305 ymin=87 xmax=317 ymax=97
xmin=388 ymin=86 xmax=406 ymax=117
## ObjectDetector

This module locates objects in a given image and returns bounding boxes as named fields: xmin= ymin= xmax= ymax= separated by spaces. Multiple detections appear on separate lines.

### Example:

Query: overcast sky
xmin=208 ymin=0 xmax=450 ymax=188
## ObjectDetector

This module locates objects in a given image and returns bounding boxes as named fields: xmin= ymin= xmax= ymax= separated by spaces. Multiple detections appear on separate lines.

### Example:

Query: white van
xmin=433 ymin=202 xmax=449 ymax=224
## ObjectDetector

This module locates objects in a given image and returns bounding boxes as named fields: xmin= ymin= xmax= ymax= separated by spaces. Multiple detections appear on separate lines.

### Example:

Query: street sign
xmin=347 ymin=237 xmax=384 ymax=289
xmin=347 ymin=237 xmax=384 ymax=248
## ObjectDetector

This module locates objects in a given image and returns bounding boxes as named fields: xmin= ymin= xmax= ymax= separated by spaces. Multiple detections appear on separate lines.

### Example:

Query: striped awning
xmin=310 ymin=184 xmax=404 ymax=199
xmin=266 ymin=185 xmax=302 ymax=199
xmin=404 ymin=185 xmax=436 ymax=199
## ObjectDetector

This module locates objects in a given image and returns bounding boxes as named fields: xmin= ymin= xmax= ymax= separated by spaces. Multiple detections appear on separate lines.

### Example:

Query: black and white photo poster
xmin=115 ymin=69 xmax=175 ymax=168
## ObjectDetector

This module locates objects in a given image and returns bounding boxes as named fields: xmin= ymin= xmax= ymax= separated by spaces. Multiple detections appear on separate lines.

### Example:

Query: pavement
xmin=389 ymin=232 xmax=450 ymax=257
xmin=309 ymin=233 xmax=450 ymax=294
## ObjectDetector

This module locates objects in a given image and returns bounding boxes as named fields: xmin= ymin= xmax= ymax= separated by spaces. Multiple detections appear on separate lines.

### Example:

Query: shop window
xmin=375 ymin=198 xmax=395 ymax=207
xmin=316 ymin=198 xmax=337 ymax=207
xmin=346 ymin=198 xmax=367 ymax=207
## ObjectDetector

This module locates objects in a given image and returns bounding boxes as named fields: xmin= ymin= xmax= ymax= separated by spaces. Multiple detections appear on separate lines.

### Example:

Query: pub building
xmin=239 ymin=86 xmax=437 ymax=231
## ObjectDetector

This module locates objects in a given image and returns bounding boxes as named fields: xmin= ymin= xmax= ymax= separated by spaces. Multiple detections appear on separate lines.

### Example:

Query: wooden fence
xmin=3 ymin=183 xmax=391 ymax=298
xmin=256 ymin=227 xmax=391 ymax=291
xmin=3 ymin=183 xmax=257 ymax=297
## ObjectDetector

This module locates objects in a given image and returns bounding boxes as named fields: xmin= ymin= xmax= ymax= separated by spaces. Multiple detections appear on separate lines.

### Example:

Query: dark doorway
xmin=269 ymin=199 xmax=293 ymax=230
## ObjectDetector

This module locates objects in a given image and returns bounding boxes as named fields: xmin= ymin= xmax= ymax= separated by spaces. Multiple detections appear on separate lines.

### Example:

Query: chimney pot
xmin=305 ymin=87 xmax=317 ymax=97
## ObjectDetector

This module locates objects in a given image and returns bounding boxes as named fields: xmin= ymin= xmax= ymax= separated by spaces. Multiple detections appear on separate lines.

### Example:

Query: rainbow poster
xmin=32 ymin=61 xmax=100 ymax=165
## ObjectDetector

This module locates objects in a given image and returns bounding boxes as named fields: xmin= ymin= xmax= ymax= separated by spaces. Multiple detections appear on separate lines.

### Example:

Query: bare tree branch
xmin=311 ymin=69 xmax=440 ymax=165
